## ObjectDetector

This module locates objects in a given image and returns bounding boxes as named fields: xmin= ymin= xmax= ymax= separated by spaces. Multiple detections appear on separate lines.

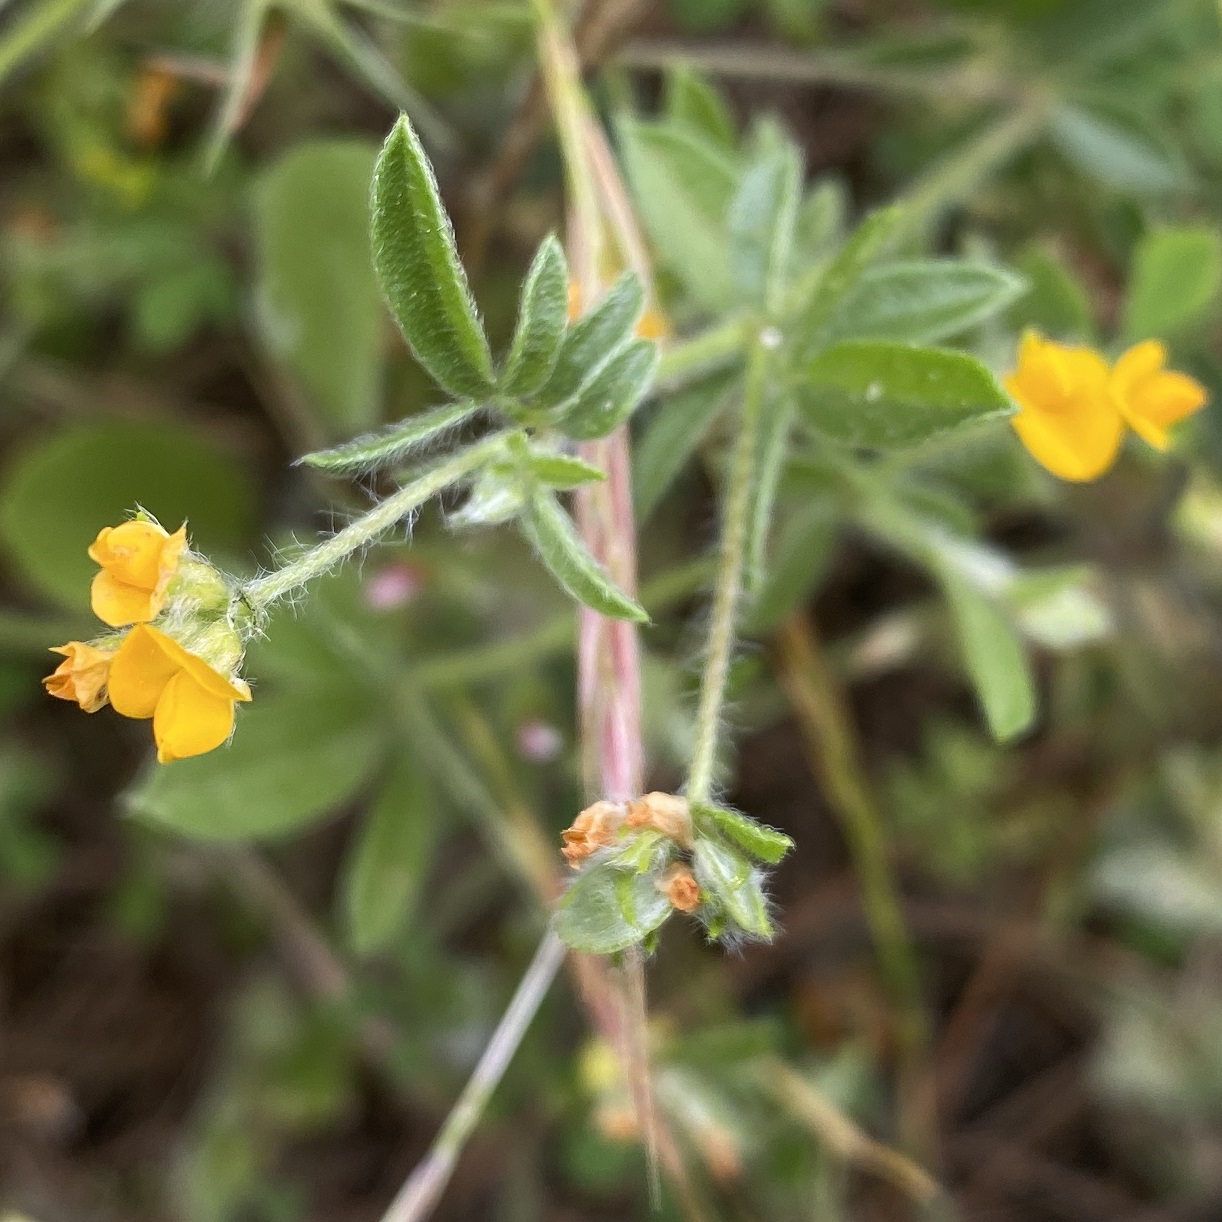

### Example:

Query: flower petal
xmin=1111 ymin=340 xmax=1167 ymax=396
xmin=1121 ymin=371 xmax=1208 ymax=449
xmin=153 ymin=670 xmax=236 ymax=762
xmin=43 ymin=641 xmax=115 ymax=712
xmin=1011 ymin=392 xmax=1124 ymax=481
xmin=91 ymin=570 xmax=156 ymax=627
xmin=87 ymin=520 xmax=169 ymax=589
xmin=108 ymin=625 xmax=180 ymax=718
xmin=141 ymin=627 xmax=250 ymax=701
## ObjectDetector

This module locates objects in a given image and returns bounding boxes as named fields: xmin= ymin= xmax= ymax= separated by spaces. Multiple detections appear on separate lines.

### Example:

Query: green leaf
xmin=692 ymin=806 xmax=793 ymax=865
xmin=692 ymin=839 xmax=773 ymax=938
xmin=520 ymin=491 xmax=647 ymax=621
xmin=1123 ymin=225 xmax=1222 ymax=341
xmin=527 ymin=451 xmax=606 ymax=490
xmin=554 ymin=865 xmax=674 ymax=954
xmin=794 ymin=179 xmax=847 ymax=263
xmin=794 ymin=205 xmax=903 ymax=352
xmin=795 ymin=340 xmax=1013 ymax=450
xmin=0 ymin=420 xmax=255 ymax=611
xmin=1005 ymin=566 xmax=1112 ymax=649
xmin=534 ymin=273 xmax=643 ymax=408
xmin=557 ymin=339 xmax=659 ymax=441
xmin=254 ymin=140 xmax=384 ymax=432
xmin=127 ymin=689 xmax=385 ymax=841
xmin=618 ymin=117 xmax=740 ymax=310
xmin=825 ymin=260 xmax=1026 ymax=346
xmin=500 ymin=235 xmax=569 ymax=397
xmin=743 ymin=501 xmax=837 ymax=634
xmin=633 ymin=369 xmax=736 ymax=522
xmin=1050 ymin=103 xmax=1185 ymax=196
xmin=343 ymin=756 xmax=436 ymax=955
xmin=942 ymin=576 xmax=1036 ymax=743
xmin=1010 ymin=246 xmax=1095 ymax=341
xmin=371 ymin=115 xmax=494 ymax=398
xmin=300 ymin=400 xmax=482 ymax=475
xmin=728 ymin=144 xmax=801 ymax=311
xmin=664 ymin=64 xmax=736 ymax=148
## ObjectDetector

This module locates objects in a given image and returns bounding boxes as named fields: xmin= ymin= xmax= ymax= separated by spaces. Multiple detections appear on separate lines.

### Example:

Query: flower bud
xmin=167 ymin=555 xmax=231 ymax=616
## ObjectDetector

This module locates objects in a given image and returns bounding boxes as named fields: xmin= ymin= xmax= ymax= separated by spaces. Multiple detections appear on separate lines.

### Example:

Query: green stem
xmin=896 ymin=95 xmax=1052 ymax=240
xmin=617 ymin=40 xmax=1018 ymax=105
xmin=242 ymin=432 xmax=508 ymax=611
xmin=686 ymin=333 xmax=772 ymax=805
xmin=654 ymin=317 xmax=750 ymax=390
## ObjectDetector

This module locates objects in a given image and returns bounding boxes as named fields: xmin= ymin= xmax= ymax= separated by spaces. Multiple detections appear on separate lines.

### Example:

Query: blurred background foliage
xmin=4 ymin=0 xmax=1222 ymax=1219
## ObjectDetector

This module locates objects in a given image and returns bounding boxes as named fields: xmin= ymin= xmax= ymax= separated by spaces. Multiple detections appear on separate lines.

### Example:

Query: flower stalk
xmin=686 ymin=334 xmax=773 ymax=805
xmin=241 ymin=432 xmax=511 ymax=613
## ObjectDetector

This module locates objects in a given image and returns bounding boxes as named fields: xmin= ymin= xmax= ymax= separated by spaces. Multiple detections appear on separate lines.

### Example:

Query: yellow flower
xmin=43 ymin=641 xmax=117 ymax=713
xmin=1109 ymin=339 xmax=1208 ymax=451
xmin=1004 ymin=331 xmax=1123 ymax=482
xmin=108 ymin=625 xmax=251 ymax=763
xmin=88 ymin=519 xmax=187 ymax=628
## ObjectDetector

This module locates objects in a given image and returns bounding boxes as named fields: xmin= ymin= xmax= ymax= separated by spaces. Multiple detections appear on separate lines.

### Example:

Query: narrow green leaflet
xmin=942 ymin=576 xmax=1036 ymax=743
xmin=793 ymin=204 xmax=903 ymax=353
xmin=1122 ymin=225 xmax=1222 ymax=341
xmin=0 ymin=0 xmax=92 ymax=87
xmin=300 ymin=400 xmax=482 ymax=474
xmin=664 ymin=64 xmax=737 ymax=148
xmin=727 ymin=144 xmax=801 ymax=311
xmin=618 ymin=117 xmax=740 ymax=310
xmin=554 ymin=865 xmax=673 ymax=955
xmin=795 ymin=341 xmax=1013 ymax=450
xmin=343 ymin=756 xmax=436 ymax=956
xmin=371 ymin=115 xmax=494 ymax=398
xmin=527 ymin=451 xmax=606 ymax=490
xmin=633 ymin=369 xmax=736 ymax=521
xmin=692 ymin=840 xmax=773 ymax=939
xmin=500 ymin=234 xmax=569 ymax=397
xmin=1050 ymin=103 xmax=1184 ymax=195
xmin=825 ymin=260 xmax=1026 ymax=346
xmin=693 ymin=805 xmax=794 ymax=865
xmin=794 ymin=179 xmax=847 ymax=263
xmin=558 ymin=339 xmax=659 ymax=441
xmin=521 ymin=491 xmax=647 ymax=621
xmin=127 ymin=690 xmax=385 ymax=841
xmin=534 ymin=273 xmax=643 ymax=408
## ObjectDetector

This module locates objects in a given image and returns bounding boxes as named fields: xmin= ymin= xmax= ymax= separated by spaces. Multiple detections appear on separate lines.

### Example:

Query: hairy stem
xmin=773 ymin=615 xmax=935 ymax=1161
xmin=241 ymin=432 xmax=508 ymax=611
xmin=654 ymin=316 xmax=749 ymax=390
xmin=686 ymin=334 xmax=772 ymax=804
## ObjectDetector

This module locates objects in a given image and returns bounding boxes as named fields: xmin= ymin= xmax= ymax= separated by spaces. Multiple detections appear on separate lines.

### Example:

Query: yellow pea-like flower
xmin=108 ymin=624 xmax=251 ymax=763
xmin=1109 ymin=339 xmax=1208 ymax=451
xmin=1003 ymin=331 xmax=1124 ymax=482
xmin=43 ymin=641 xmax=117 ymax=713
xmin=88 ymin=519 xmax=187 ymax=628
